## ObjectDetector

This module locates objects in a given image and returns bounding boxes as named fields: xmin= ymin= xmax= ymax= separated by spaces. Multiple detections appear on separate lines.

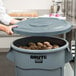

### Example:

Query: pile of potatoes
xmin=19 ymin=41 xmax=60 ymax=50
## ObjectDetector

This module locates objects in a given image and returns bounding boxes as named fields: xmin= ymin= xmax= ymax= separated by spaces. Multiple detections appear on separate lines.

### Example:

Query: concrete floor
xmin=0 ymin=52 xmax=74 ymax=76
xmin=0 ymin=52 xmax=15 ymax=76
xmin=64 ymin=62 xmax=74 ymax=76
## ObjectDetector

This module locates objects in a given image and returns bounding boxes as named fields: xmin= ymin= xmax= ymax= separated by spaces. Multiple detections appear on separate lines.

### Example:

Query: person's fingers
xmin=22 ymin=18 xmax=27 ymax=21
xmin=9 ymin=31 xmax=13 ymax=35
xmin=6 ymin=25 xmax=18 ymax=35
xmin=10 ymin=25 xmax=18 ymax=28
xmin=8 ymin=28 xmax=13 ymax=35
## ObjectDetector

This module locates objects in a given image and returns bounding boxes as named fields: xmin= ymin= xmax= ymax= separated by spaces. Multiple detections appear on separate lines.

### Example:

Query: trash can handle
xmin=7 ymin=47 xmax=15 ymax=62
xmin=65 ymin=47 xmax=73 ymax=63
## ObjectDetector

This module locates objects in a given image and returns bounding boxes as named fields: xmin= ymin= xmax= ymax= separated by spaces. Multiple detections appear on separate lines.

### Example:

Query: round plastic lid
xmin=13 ymin=17 xmax=72 ymax=36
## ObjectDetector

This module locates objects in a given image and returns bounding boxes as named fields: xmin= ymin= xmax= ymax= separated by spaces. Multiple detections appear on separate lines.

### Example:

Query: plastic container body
xmin=7 ymin=36 xmax=72 ymax=76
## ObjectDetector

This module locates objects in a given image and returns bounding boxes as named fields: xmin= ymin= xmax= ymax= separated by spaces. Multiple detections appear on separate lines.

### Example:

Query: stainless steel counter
xmin=0 ymin=31 xmax=24 ymax=52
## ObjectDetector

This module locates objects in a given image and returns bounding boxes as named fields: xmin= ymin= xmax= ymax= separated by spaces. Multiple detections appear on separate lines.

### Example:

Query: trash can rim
xmin=11 ymin=38 xmax=69 ymax=53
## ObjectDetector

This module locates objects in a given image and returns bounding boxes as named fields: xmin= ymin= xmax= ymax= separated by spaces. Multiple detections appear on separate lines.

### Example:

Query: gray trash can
xmin=7 ymin=18 xmax=73 ymax=76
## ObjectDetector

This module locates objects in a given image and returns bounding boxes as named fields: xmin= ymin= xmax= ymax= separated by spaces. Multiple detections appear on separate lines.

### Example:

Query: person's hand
xmin=22 ymin=18 xmax=27 ymax=21
xmin=5 ymin=25 xmax=18 ymax=35
xmin=10 ymin=19 xmax=20 ymax=25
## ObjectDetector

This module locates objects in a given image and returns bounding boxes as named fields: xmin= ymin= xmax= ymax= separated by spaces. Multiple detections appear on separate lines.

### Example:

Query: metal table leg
xmin=74 ymin=30 xmax=76 ymax=76
xmin=63 ymin=33 xmax=66 ymax=39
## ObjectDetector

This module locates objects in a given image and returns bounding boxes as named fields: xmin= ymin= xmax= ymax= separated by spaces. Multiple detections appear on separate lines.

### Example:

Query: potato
xmin=37 ymin=42 xmax=43 ymax=47
xmin=53 ymin=45 xmax=59 ymax=49
xmin=28 ymin=42 xmax=35 ymax=45
xmin=44 ymin=41 xmax=51 ymax=47
xmin=47 ymin=47 xmax=53 ymax=49
xmin=19 ymin=41 xmax=60 ymax=50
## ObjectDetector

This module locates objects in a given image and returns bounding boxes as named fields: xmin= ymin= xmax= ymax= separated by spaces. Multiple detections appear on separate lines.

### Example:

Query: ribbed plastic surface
xmin=13 ymin=18 xmax=72 ymax=36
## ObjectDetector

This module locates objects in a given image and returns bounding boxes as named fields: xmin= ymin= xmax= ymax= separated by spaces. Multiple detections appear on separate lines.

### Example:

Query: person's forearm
xmin=0 ymin=24 xmax=8 ymax=32
xmin=0 ymin=24 xmax=18 ymax=35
